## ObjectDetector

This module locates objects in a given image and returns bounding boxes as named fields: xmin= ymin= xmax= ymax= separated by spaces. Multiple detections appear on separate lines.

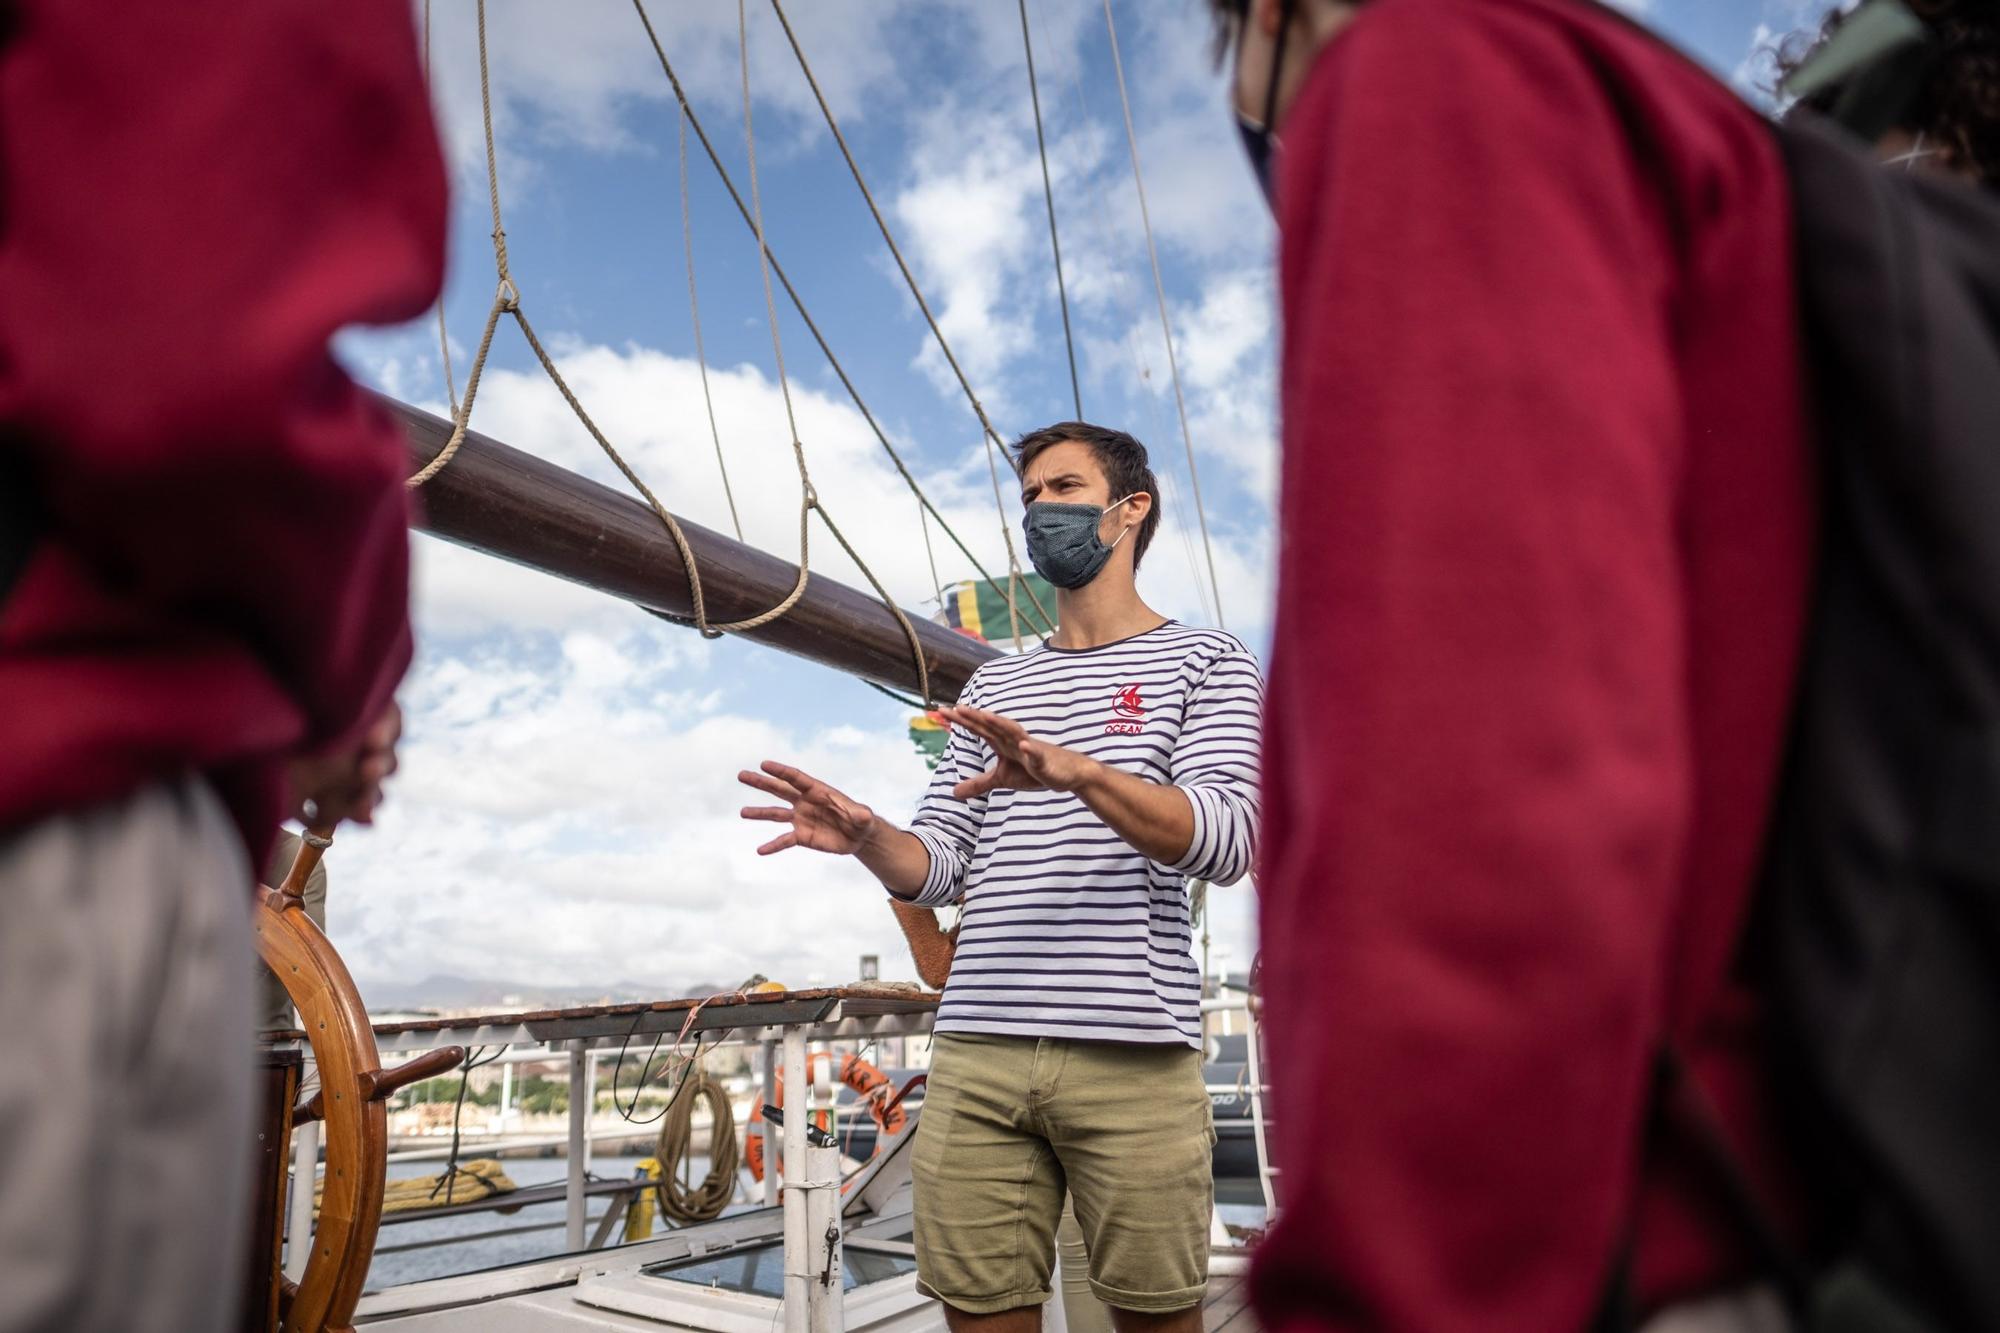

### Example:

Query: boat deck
xmin=1202 ymin=1274 xmax=1260 ymax=1333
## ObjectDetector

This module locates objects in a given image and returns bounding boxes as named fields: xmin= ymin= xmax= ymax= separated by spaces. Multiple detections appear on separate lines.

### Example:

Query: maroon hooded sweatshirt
xmin=1253 ymin=0 xmax=1812 ymax=1328
xmin=0 ymin=0 xmax=445 ymax=863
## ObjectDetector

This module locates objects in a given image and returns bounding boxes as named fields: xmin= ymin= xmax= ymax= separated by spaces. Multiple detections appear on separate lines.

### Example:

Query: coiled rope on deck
xmin=653 ymin=1069 xmax=739 ymax=1224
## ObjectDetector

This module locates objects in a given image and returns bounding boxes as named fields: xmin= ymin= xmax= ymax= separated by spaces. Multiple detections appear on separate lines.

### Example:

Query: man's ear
xmin=1125 ymin=491 xmax=1154 ymax=530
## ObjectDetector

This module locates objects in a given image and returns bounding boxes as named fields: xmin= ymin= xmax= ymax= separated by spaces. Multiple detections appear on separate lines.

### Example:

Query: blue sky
xmin=332 ymin=0 xmax=1836 ymax=998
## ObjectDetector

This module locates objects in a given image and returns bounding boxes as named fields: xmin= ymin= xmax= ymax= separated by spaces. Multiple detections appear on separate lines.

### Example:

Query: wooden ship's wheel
xmin=253 ymin=829 xmax=463 ymax=1333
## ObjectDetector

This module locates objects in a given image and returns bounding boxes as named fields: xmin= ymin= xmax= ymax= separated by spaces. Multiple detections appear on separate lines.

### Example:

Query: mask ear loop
xmin=1103 ymin=493 xmax=1143 ymax=553
xmin=1884 ymin=129 xmax=1938 ymax=169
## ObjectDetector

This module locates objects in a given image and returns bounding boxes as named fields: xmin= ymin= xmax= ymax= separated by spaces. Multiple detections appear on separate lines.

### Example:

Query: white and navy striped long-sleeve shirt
xmin=906 ymin=621 xmax=1263 ymax=1049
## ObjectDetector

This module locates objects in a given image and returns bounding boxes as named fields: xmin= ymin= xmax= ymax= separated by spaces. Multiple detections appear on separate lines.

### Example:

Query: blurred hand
xmin=285 ymin=702 xmax=401 ymax=827
xmin=738 ymin=760 xmax=879 ymax=856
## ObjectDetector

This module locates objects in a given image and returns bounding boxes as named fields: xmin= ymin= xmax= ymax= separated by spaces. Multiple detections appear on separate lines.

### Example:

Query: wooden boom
xmin=381 ymin=395 xmax=999 ymax=700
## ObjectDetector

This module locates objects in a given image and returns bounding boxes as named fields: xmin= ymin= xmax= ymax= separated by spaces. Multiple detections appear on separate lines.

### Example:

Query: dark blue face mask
xmin=1237 ymin=112 xmax=1277 ymax=209
xmin=1023 ymin=495 xmax=1139 ymax=590
xmin=1232 ymin=0 xmax=1293 ymax=212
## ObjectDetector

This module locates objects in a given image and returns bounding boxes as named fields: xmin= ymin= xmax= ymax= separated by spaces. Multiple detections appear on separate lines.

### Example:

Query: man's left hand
xmin=937 ymin=706 xmax=1099 ymax=799
xmin=285 ymin=702 xmax=402 ymax=827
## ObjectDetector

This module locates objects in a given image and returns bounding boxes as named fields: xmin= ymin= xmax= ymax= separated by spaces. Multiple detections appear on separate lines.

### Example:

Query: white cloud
xmin=1114 ymin=2 xmax=1276 ymax=264
xmin=331 ymin=613 xmax=1261 ymax=993
xmin=1088 ymin=263 xmax=1277 ymax=521
xmin=1176 ymin=270 xmax=1279 ymax=510
xmin=417 ymin=0 xmax=918 ymax=193
xmin=329 ymin=624 xmax=946 ymax=990
xmin=328 ymin=1 xmax=1279 ymax=1001
xmin=874 ymin=0 xmax=1274 ymax=425
xmin=893 ymin=103 xmax=1060 ymax=409
xmin=1720 ymin=2 xmax=1846 ymax=100
xmin=1733 ymin=22 xmax=1783 ymax=99
xmin=1138 ymin=511 xmax=1272 ymax=653
xmin=414 ymin=535 xmax=634 ymax=639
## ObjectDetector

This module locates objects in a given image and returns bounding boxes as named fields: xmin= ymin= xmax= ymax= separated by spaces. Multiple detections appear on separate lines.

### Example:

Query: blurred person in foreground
xmin=1215 ymin=1 xmax=1998 ymax=1331
xmin=0 ymin=3 xmax=444 ymax=1330
xmin=1217 ymin=0 xmax=1811 ymax=1329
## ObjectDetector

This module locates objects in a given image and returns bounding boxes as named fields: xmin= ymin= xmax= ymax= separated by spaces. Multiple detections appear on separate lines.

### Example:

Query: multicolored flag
xmin=937 ymin=572 xmax=1055 ymax=648
xmin=908 ymin=711 xmax=949 ymax=770
xmin=906 ymin=574 xmax=1056 ymax=766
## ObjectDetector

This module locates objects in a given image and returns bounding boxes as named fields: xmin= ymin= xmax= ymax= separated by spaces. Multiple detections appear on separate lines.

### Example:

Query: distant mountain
xmin=361 ymin=974 xmax=730 ymax=1013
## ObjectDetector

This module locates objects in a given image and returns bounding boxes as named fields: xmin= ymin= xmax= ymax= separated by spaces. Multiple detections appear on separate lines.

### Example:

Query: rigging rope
xmin=1033 ymin=0 xmax=1214 ymax=628
xmin=1158 ymin=469 xmax=1217 ymax=626
xmin=1018 ymin=0 xmax=1082 ymax=420
xmin=405 ymin=0 xmax=514 ymax=490
xmin=422 ymin=0 xmax=460 ymax=421
xmin=765 ymin=0 xmax=1056 ymax=649
xmin=1100 ymin=0 xmax=1227 ymax=628
xmin=408 ymin=1 xmax=931 ymax=703
xmin=733 ymin=0 xmax=931 ymax=700
xmin=989 ymin=459 xmax=1026 ymax=653
xmin=679 ymin=107 xmax=743 ymax=541
xmin=865 ymin=677 xmax=927 ymax=711
xmin=633 ymin=0 xmax=1056 ymax=645
xmin=721 ymin=0 xmax=815 ymax=634
xmin=427 ymin=1045 xmax=506 ymax=1205
xmin=916 ymin=495 xmax=944 ymax=612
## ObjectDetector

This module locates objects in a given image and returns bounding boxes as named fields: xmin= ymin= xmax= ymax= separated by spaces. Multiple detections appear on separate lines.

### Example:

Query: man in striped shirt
xmin=741 ymin=422 xmax=1262 ymax=1331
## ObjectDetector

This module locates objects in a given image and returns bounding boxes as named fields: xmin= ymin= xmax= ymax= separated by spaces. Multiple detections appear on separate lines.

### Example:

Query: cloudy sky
xmin=330 ymin=0 xmax=1837 ymax=999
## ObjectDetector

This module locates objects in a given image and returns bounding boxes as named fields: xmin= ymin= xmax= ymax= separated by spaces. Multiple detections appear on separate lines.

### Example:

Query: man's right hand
xmin=738 ymin=760 xmax=879 ymax=856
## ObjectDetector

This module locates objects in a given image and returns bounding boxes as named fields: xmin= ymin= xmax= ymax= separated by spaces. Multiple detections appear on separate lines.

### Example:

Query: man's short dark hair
xmin=1011 ymin=421 xmax=1163 ymax=570
xmin=1780 ymin=1 xmax=1996 ymax=187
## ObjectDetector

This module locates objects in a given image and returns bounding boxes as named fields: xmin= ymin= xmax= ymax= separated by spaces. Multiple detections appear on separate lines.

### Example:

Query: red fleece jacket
xmin=1253 ymin=1 xmax=1812 ymax=1328
xmin=0 ymin=0 xmax=445 ymax=862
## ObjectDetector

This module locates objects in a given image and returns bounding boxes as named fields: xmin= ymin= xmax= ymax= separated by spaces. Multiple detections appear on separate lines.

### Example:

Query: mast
xmin=385 ymin=395 xmax=997 ymax=700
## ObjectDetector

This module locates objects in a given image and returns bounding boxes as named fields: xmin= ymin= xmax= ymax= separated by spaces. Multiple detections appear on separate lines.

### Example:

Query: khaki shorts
xmin=912 ymin=1033 xmax=1215 ymax=1315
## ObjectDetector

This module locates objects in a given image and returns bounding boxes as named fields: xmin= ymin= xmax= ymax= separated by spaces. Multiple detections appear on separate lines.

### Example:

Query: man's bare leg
xmin=942 ymin=1304 xmax=1044 ymax=1333
xmin=1110 ymin=1305 xmax=1203 ymax=1333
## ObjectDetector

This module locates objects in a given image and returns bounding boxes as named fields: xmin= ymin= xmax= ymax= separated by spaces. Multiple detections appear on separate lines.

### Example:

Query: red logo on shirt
xmin=1106 ymin=685 xmax=1146 ymax=734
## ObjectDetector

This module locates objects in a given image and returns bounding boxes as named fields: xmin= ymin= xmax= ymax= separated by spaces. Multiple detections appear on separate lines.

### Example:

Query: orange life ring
xmin=745 ymin=1052 xmax=908 ymax=1183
